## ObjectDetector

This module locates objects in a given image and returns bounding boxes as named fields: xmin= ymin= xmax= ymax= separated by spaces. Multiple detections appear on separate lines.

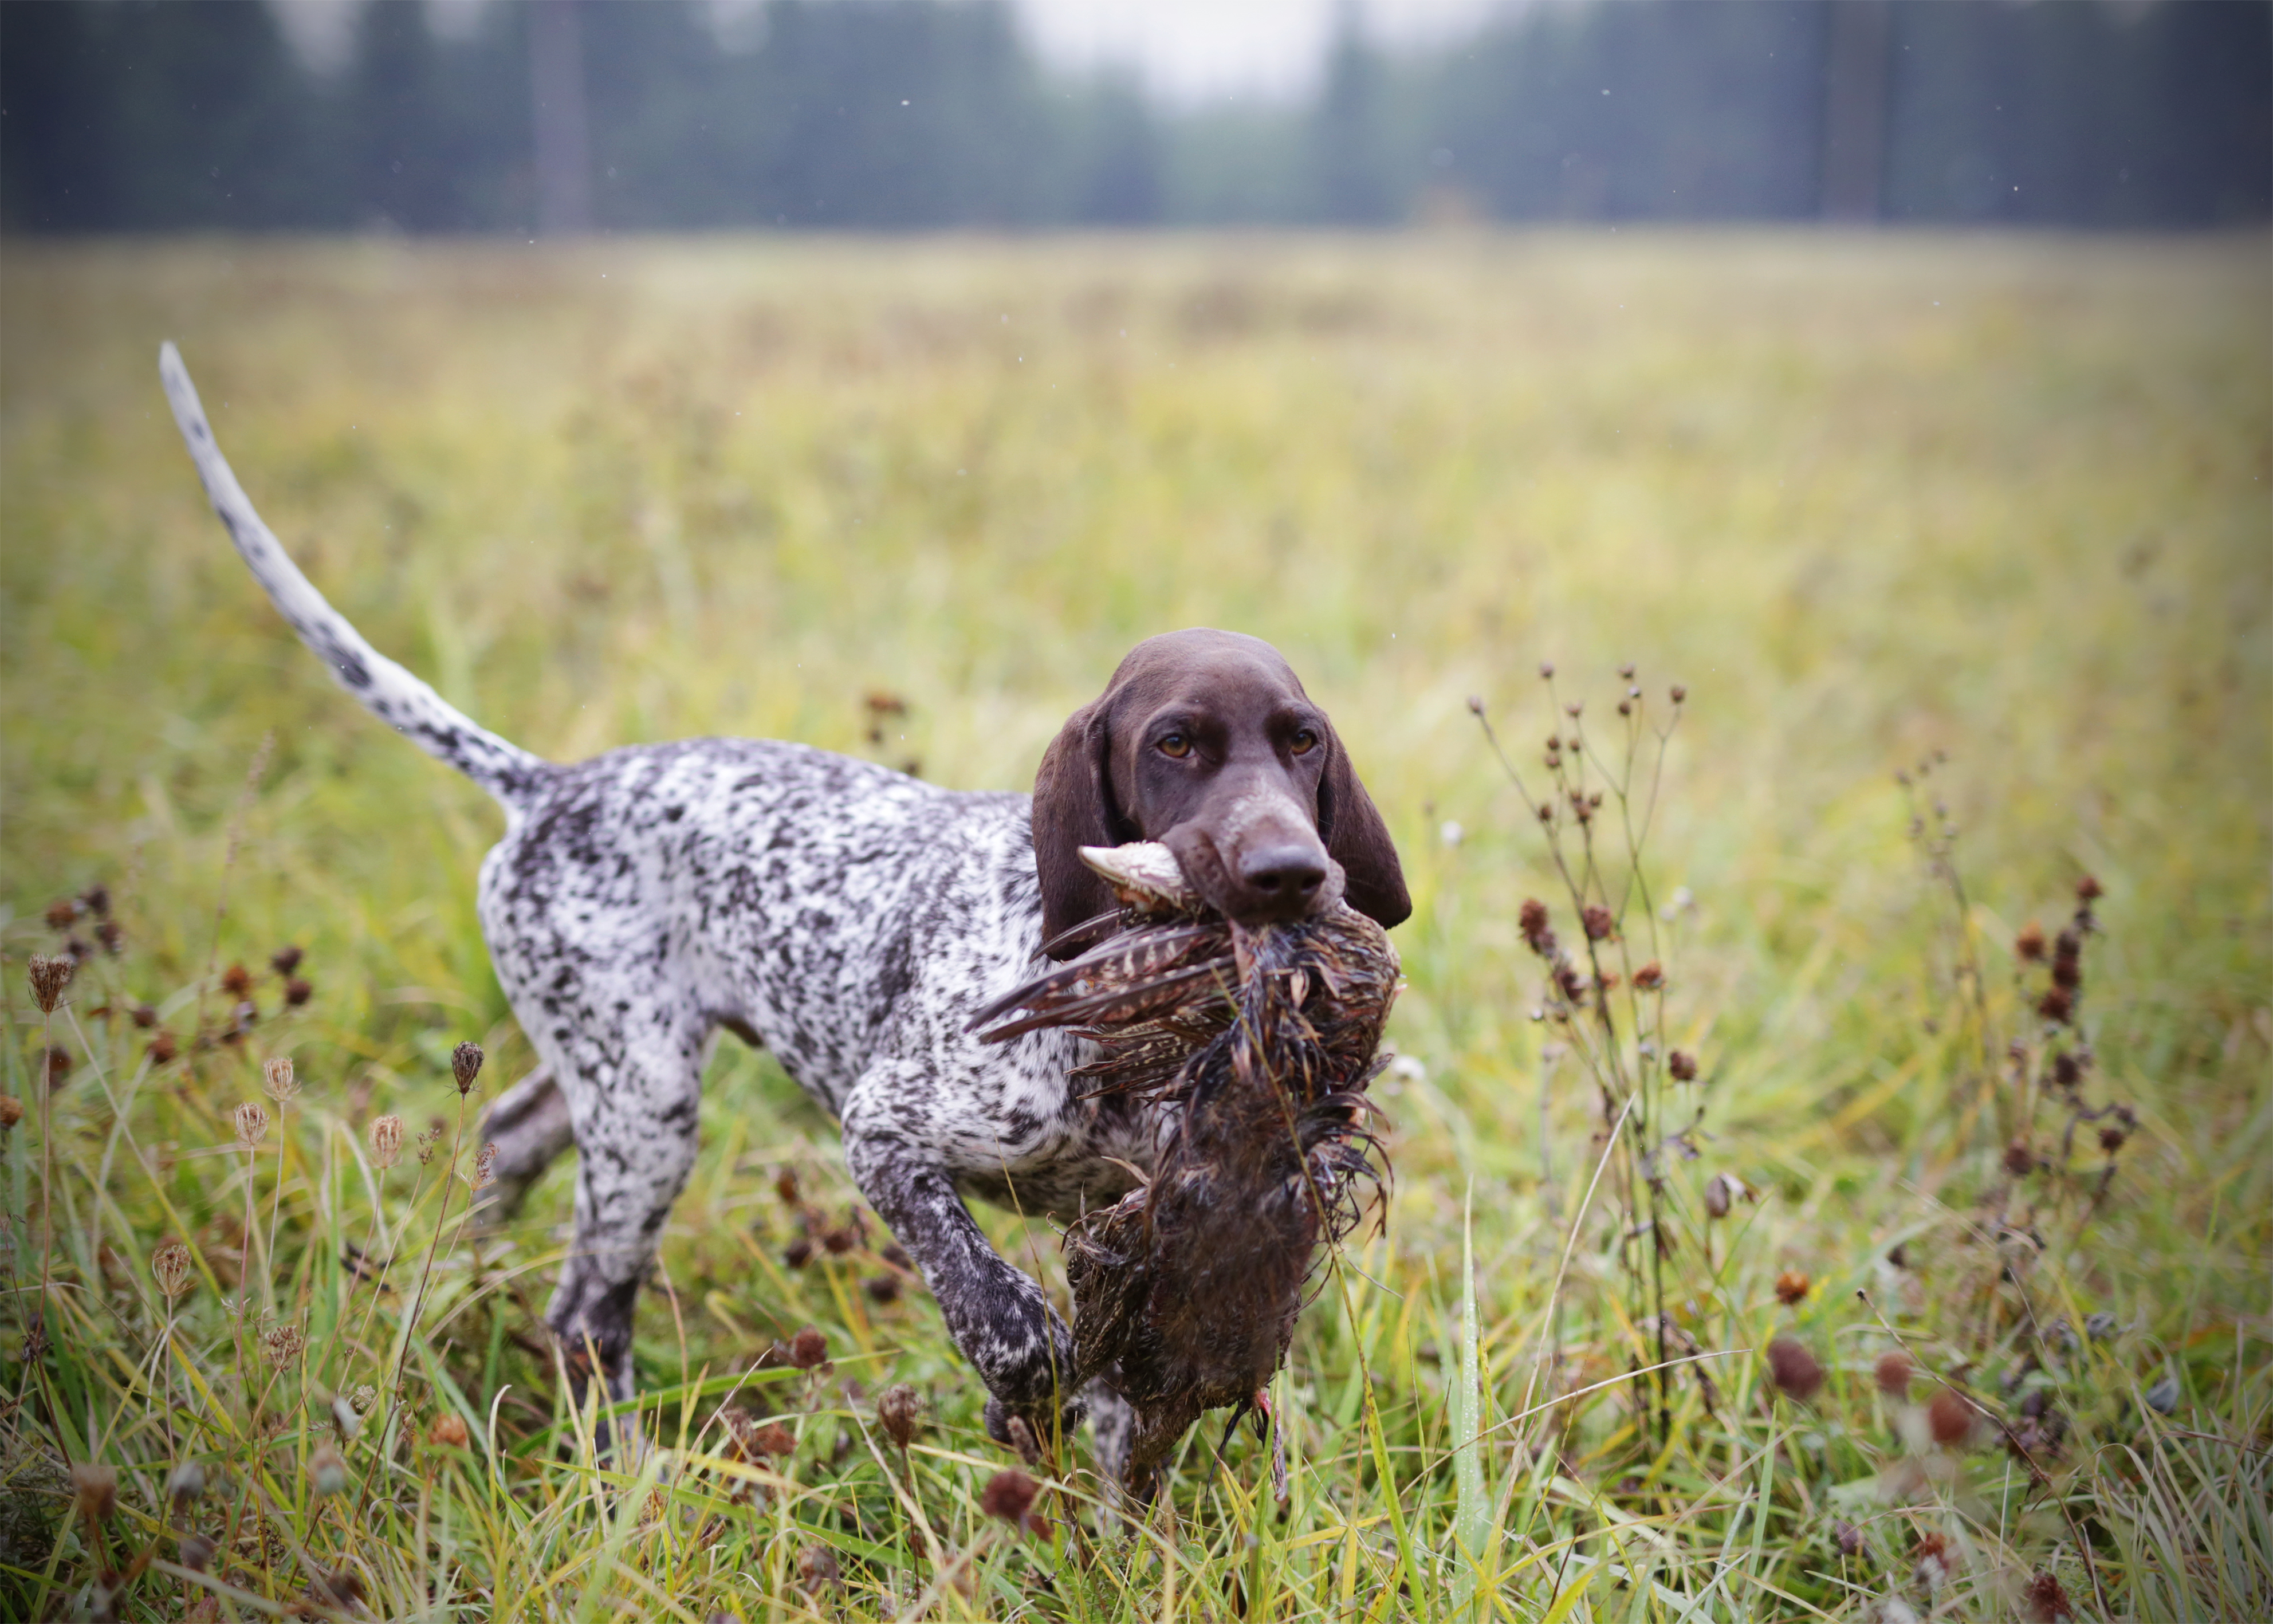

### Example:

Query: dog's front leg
xmin=841 ymin=1089 xmax=1082 ymax=1448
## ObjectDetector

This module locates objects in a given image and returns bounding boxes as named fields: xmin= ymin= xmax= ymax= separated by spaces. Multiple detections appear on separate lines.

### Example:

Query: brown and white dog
xmin=159 ymin=343 xmax=1409 ymax=1467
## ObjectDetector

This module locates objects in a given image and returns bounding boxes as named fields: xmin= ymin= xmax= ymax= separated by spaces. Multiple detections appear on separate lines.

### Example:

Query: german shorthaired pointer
xmin=160 ymin=344 xmax=1410 ymax=1460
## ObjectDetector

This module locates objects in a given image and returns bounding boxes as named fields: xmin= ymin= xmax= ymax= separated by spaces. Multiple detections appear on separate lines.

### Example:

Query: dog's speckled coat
xmin=160 ymin=342 xmax=1405 ymax=1462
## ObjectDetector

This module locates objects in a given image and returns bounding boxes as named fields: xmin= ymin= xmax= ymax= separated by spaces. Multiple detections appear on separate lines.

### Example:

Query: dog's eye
xmin=1157 ymin=734 xmax=1192 ymax=759
xmin=1289 ymin=729 xmax=1318 ymax=756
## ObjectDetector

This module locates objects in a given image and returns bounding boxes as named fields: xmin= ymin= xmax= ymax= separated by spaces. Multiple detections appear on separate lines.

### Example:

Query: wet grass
xmin=2 ymin=230 xmax=2268 ymax=1620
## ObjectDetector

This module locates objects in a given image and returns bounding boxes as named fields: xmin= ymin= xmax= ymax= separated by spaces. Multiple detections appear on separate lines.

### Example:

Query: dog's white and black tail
xmin=160 ymin=342 xmax=549 ymax=812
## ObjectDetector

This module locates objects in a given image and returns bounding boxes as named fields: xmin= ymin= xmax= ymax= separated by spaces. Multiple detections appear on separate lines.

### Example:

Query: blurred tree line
xmin=3 ymin=0 xmax=2265 ymax=234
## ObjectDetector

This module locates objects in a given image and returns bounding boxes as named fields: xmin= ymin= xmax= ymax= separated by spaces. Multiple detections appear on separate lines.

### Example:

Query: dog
xmin=159 ymin=343 xmax=1409 ymax=1464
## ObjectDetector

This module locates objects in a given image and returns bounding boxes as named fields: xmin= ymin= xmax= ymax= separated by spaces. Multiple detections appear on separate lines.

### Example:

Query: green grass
xmin=2 ymin=231 xmax=2267 ymax=1621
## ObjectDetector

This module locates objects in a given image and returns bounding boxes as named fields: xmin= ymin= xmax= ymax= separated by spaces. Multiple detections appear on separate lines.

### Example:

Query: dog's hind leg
xmin=474 ymin=1064 xmax=576 ymax=1223
xmin=531 ymin=995 xmax=710 ymax=1430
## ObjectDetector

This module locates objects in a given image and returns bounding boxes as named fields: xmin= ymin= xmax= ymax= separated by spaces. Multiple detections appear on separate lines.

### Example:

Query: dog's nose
xmin=1238 ymin=843 xmax=1327 ymax=915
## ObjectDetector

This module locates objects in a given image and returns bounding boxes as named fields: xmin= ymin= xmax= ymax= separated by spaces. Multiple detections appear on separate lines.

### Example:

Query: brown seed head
xmin=1633 ymin=961 xmax=1664 ymax=990
xmin=153 ymin=1241 xmax=195 ymax=1299
xmin=774 ymin=1166 xmax=801 ymax=1206
xmin=821 ymin=1224 xmax=858 ymax=1256
xmin=271 ymin=943 xmax=304 ymax=976
xmin=1703 ymin=1173 xmax=1732 ymax=1218
xmin=1670 ymin=683 xmax=1687 ymax=704
xmin=234 ymin=1100 xmax=272 ymax=1149
xmin=0 ymin=1096 xmax=22 ymax=1130
xmin=149 ymin=1030 xmax=178 ymax=1065
xmin=131 ymin=1002 xmax=157 ymax=1029
xmin=788 ymin=1326 xmax=829 ymax=1369
xmin=1926 ymin=1386 xmax=1972 ymax=1446
xmin=284 ymin=976 xmax=313 ymax=1007
xmin=1518 ymin=898 xmax=1550 ymax=943
xmin=1774 ymin=1270 xmax=1810 ymax=1306
xmin=96 ymin=920 xmax=124 ymax=955
xmin=450 ymin=1041 xmax=484 ymax=1095
xmin=2037 ymin=986 xmax=2074 ymax=1024
xmin=876 ymin=1383 xmax=924 ymax=1449
xmin=1465 ymin=694 xmax=1484 ymax=715
xmin=2052 ymin=1050 xmax=2081 ymax=1088
xmin=753 ymin=1421 xmax=796 ymax=1457
xmin=2022 ymin=1569 xmax=2075 ymax=1624
xmin=371 ymin=1114 xmax=404 ymax=1170
xmin=2015 ymin=921 xmax=2047 ymax=963
xmin=1618 ymin=662 xmax=1635 ymax=679
xmin=1875 ymin=1351 xmax=1912 ymax=1401
xmin=1537 ymin=661 xmax=1555 ymax=679
xmin=29 ymin=953 xmax=74 ymax=1013
xmin=221 ymin=962 xmax=253 ymax=998
xmin=1582 ymin=905 xmax=1614 ymax=941
xmin=1913 ymin=1530 xmax=1955 ymax=1590
xmin=262 ymin=1056 xmax=299 ymax=1103
xmin=2098 ymin=1123 xmax=2128 ymax=1154
xmin=2004 ymin=1139 xmax=2035 ymax=1178
xmin=1765 ymin=1336 xmax=1823 ymax=1401
xmin=46 ymin=898 xmax=80 ymax=930
xmin=1668 ymin=1050 xmax=1698 ymax=1083
xmin=797 ymin=1545 xmax=841 ymax=1592
xmin=264 ymin=1324 xmax=305 ymax=1367
xmin=980 ymin=1467 xmax=1040 ymax=1525
xmin=70 ymin=1462 xmax=117 ymax=1522
xmin=782 ymin=1236 xmax=814 ymax=1268
xmin=430 ymin=1412 xmax=471 ymax=1449
xmin=2074 ymin=874 xmax=2102 ymax=904
xmin=80 ymin=883 xmax=110 ymax=918
xmin=864 ymin=1273 xmax=902 ymax=1304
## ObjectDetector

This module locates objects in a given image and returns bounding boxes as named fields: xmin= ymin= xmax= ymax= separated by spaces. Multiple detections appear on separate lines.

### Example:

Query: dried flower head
xmin=753 ymin=1421 xmax=797 ymax=1457
xmin=2098 ymin=1122 xmax=2128 ymax=1154
xmin=97 ymin=920 xmax=124 ymax=955
xmin=797 ymin=1545 xmax=841 ymax=1592
xmin=271 ymin=943 xmax=304 ymax=976
xmin=774 ymin=1166 xmax=801 ymax=1206
xmin=2052 ymin=1049 xmax=2082 ymax=1088
xmin=179 ymin=1533 xmax=217 ymax=1574
xmin=2074 ymin=874 xmax=2102 ymax=904
xmin=28 ymin=953 xmax=74 ymax=1013
xmin=1926 ymin=1386 xmax=1973 ymax=1446
xmin=2004 ymin=1139 xmax=2035 ymax=1178
xmin=2015 ymin=921 xmax=2047 ymax=963
xmin=782 ymin=1236 xmax=815 ymax=1268
xmin=234 ymin=1100 xmax=271 ymax=1149
xmin=0 ymin=1096 xmax=22 ymax=1131
xmin=152 ymin=1241 xmax=195 ymax=1299
xmin=1668 ymin=1050 xmax=1698 ymax=1083
xmin=1518 ymin=898 xmax=1552 ymax=949
xmin=430 ymin=1413 xmax=470 ymax=1449
xmin=371 ymin=1114 xmax=404 ymax=1170
xmin=1766 ymin=1336 xmax=1823 ymax=1401
xmin=821 ymin=1223 xmax=858 ymax=1256
xmin=1537 ymin=661 xmax=1555 ymax=679
xmin=262 ymin=1057 xmax=299 ymax=1103
xmin=46 ymin=898 xmax=79 ymax=930
xmin=148 ymin=1030 xmax=178 ymax=1065
xmin=1703 ymin=1173 xmax=1733 ymax=1219
xmin=1913 ymin=1530 xmax=1955 ymax=1591
xmin=864 ymin=1273 xmax=902 ymax=1304
xmin=166 ymin=1460 xmax=206 ymax=1504
xmin=2022 ymin=1570 xmax=2076 ymax=1624
xmin=264 ymin=1324 xmax=306 ymax=1367
xmin=980 ymin=1467 xmax=1040 ymax=1525
xmin=1875 ymin=1351 xmax=1913 ymax=1401
xmin=1633 ymin=961 xmax=1664 ymax=991
xmin=876 ymin=1383 xmax=925 ymax=1449
xmin=222 ymin=963 xmax=253 ymax=998
xmin=450 ymin=1041 xmax=484 ymax=1095
xmin=284 ymin=976 xmax=313 ymax=1007
xmin=308 ymin=1441 xmax=347 ymax=1496
xmin=131 ymin=1002 xmax=157 ymax=1029
xmin=786 ymin=1326 xmax=829 ymax=1369
xmin=2037 ymin=986 xmax=2074 ymax=1024
xmin=1670 ymin=683 xmax=1687 ymax=704
xmin=1581 ymin=905 xmax=1614 ymax=941
xmin=70 ymin=1462 xmax=118 ymax=1523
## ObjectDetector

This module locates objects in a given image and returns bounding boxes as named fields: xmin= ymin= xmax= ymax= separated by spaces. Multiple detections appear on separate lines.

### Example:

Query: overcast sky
xmin=271 ymin=0 xmax=1518 ymax=104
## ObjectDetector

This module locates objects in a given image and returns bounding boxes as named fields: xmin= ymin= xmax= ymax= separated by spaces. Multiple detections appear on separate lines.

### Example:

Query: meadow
xmin=1 ymin=230 xmax=2266 ymax=1621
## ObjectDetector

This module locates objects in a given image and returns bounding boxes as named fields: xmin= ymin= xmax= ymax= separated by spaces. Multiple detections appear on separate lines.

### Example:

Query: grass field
xmin=1 ymin=231 xmax=2267 ymax=1621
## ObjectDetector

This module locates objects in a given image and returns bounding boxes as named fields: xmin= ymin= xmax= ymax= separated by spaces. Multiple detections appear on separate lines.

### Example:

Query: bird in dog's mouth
xmin=971 ymin=841 xmax=1399 ymax=1504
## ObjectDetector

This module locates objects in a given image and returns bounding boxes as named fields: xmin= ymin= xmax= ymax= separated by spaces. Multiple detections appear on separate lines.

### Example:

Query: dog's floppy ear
xmin=1032 ymin=699 xmax=1123 ymax=957
xmin=1317 ymin=725 xmax=1410 ymax=930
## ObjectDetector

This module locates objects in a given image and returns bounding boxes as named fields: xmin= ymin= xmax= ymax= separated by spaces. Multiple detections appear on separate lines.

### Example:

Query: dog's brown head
xmin=1032 ymin=628 xmax=1409 ymax=957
